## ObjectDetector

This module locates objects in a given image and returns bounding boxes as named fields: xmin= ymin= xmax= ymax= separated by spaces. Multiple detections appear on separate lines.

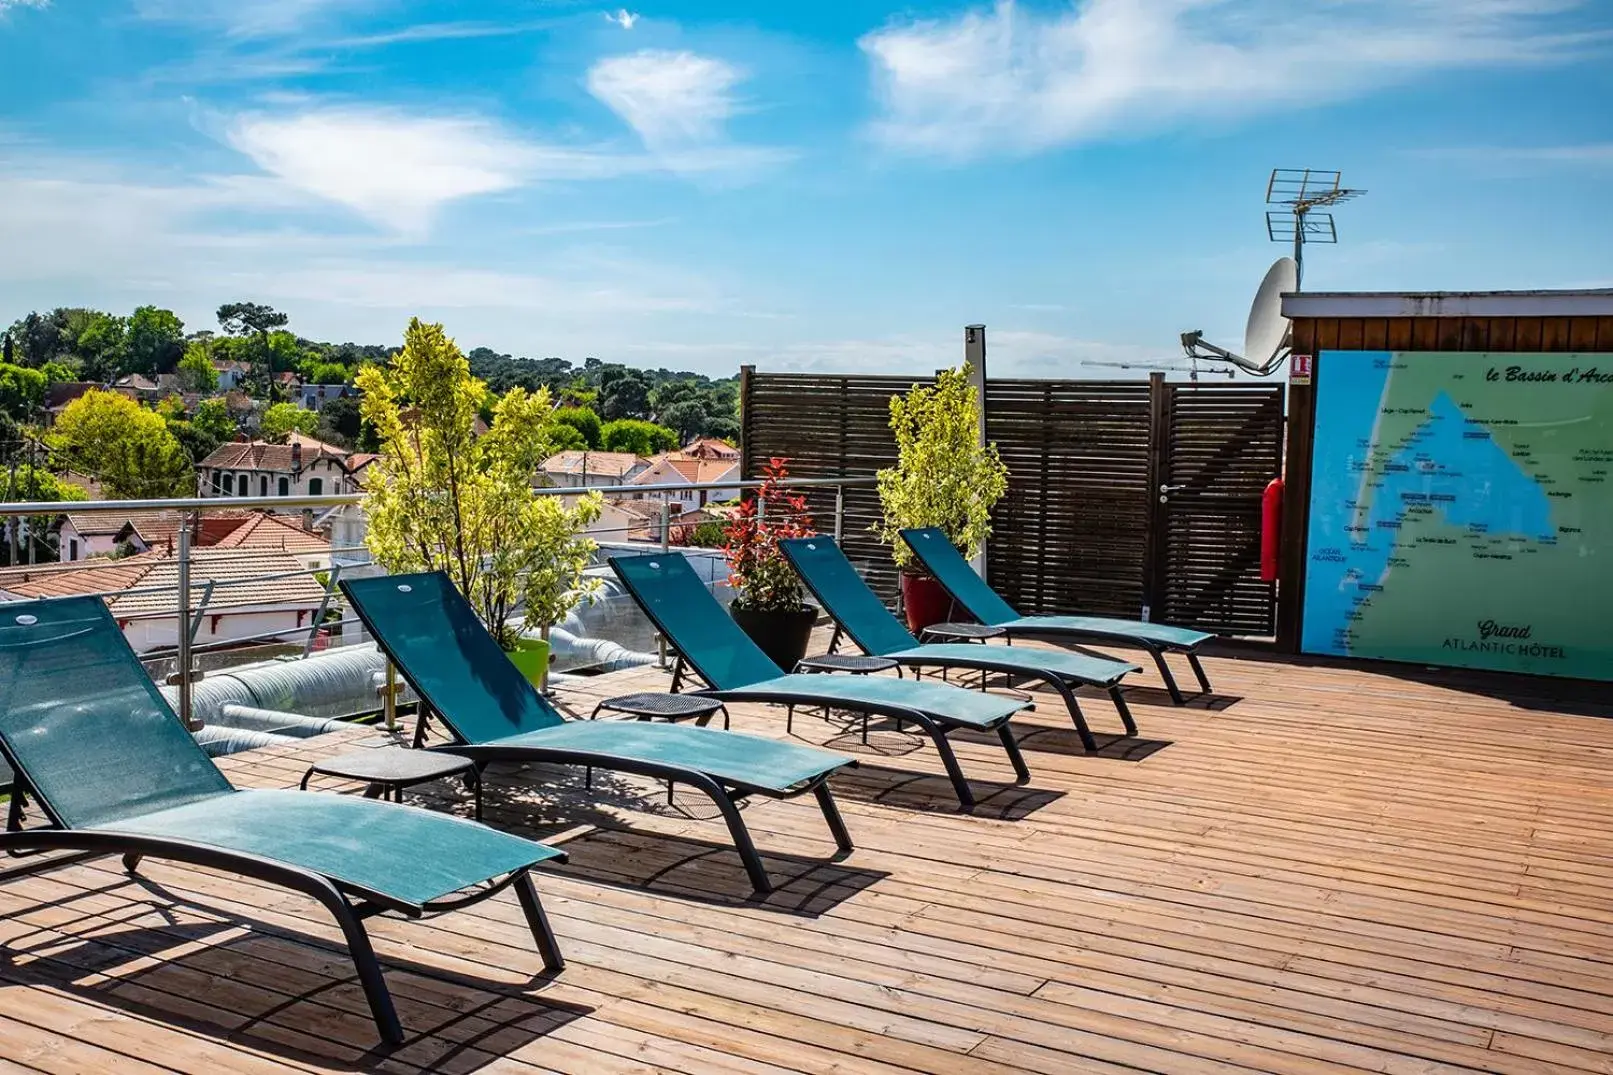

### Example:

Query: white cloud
xmin=135 ymin=0 xmax=367 ymax=37
xmin=222 ymin=106 xmax=790 ymax=233
xmin=587 ymin=50 xmax=744 ymax=147
xmin=0 ymin=0 xmax=49 ymax=12
xmin=225 ymin=109 xmax=572 ymax=234
xmin=605 ymin=9 xmax=640 ymax=31
xmin=861 ymin=0 xmax=1609 ymax=158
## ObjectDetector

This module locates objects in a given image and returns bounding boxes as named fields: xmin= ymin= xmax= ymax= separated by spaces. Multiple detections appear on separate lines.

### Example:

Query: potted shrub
xmin=723 ymin=457 xmax=818 ymax=671
xmin=358 ymin=318 xmax=597 ymax=688
xmin=874 ymin=365 xmax=1009 ymax=632
xmin=512 ymin=494 xmax=605 ymax=691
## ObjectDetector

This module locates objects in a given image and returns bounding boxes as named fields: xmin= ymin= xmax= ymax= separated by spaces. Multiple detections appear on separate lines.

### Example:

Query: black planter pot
xmin=730 ymin=604 xmax=818 ymax=672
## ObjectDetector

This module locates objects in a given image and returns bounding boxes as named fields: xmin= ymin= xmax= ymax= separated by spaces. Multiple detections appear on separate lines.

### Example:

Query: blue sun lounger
xmin=608 ymin=552 xmax=1034 ymax=809
xmin=342 ymin=571 xmax=855 ymax=894
xmin=900 ymin=527 xmax=1217 ymax=705
xmin=0 ymin=596 xmax=566 ymax=1045
xmin=780 ymin=536 xmax=1143 ymax=752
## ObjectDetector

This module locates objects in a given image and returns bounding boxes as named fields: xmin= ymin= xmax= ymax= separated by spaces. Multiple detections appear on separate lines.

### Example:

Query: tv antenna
xmin=1084 ymin=359 xmax=1235 ymax=383
xmin=1265 ymin=168 xmax=1364 ymax=289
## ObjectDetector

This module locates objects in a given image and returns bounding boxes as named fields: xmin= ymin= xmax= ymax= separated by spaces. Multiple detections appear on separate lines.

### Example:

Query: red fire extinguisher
xmin=1260 ymin=478 xmax=1283 ymax=582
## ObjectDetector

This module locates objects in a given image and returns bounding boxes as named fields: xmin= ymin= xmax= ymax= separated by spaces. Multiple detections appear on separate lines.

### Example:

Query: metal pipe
xmin=0 ymin=475 xmax=875 ymax=517
xmin=175 ymin=522 xmax=196 ymax=730
xmin=304 ymin=563 xmax=343 ymax=657
xmin=833 ymin=484 xmax=845 ymax=542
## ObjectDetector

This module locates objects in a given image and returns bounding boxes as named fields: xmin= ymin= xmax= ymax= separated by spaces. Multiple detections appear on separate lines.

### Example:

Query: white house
xmin=199 ymin=440 xmax=359 ymax=502
xmin=539 ymin=450 xmax=650 ymax=489
xmin=625 ymin=456 xmax=742 ymax=513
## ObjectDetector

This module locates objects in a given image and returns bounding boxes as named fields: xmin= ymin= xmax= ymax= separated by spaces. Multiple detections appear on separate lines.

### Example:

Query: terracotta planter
xmin=730 ymin=604 xmax=818 ymax=672
xmin=900 ymin=572 xmax=952 ymax=634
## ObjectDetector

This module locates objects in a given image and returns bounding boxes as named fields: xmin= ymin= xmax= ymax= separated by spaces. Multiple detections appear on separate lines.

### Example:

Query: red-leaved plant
xmin=724 ymin=457 xmax=814 ymax=612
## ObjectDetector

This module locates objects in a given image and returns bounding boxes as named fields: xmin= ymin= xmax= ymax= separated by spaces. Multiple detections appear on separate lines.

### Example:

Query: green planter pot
xmin=506 ymin=636 xmax=552 ymax=690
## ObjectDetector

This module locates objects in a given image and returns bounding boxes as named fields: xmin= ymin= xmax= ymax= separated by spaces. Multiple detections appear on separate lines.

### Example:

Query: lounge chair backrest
xmin=898 ymin=528 xmax=1019 ymax=626
xmin=0 ymin=596 xmax=233 ymax=829
xmin=341 ymin=572 xmax=565 ymax=744
xmin=608 ymin=553 xmax=785 ymax=689
xmin=778 ymin=537 xmax=917 ymax=656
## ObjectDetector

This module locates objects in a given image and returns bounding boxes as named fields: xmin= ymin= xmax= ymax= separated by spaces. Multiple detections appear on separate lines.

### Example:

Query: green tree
xmin=300 ymin=359 xmax=349 ymax=386
xmin=125 ymin=306 xmax=186 ymax=375
xmin=552 ymin=405 xmax=603 ymax=449
xmin=0 ymin=364 xmax=47 ymax=421
xmin=597 ymin=368 xmax=651 ymax=420
xmin=264 ymin=329 xmax=305 ymax=372
xmin=48 ymin=389 xmax=193 ymax=498
xmin=193 ymin=397 xmax=237 ymax=444
xmin=546 ymin=422 xmax=587 ymax=452
xmin=600 ymin=418 xmax=678 ymax=456
xmin=176 ymin=342 xmax=218 ymax=393
xmin=72 ymin=312 xmax=128 ymax=381
xmin=359 ymin=318 xmax=593 ymax=650
xmin=216 ymin=302 xmax=288 ymax=339
xmin=260 ymin=401 xmax=321 ymax=443
xmin=317 ymin=393 xmax=363 ymax=446
xmin=874 ymin=365 xmax=1009 ymax=569
xmin=40 ymin=360 xmax=77 ymax=385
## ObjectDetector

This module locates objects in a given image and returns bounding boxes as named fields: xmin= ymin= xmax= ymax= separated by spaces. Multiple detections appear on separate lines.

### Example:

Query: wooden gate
xmin=741 ymin=368 xmax=1285 ymax=635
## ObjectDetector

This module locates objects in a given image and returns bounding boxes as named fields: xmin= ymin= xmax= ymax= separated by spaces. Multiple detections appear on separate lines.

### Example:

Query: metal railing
xmin=0 ymin=475 xmax=873 ymax=732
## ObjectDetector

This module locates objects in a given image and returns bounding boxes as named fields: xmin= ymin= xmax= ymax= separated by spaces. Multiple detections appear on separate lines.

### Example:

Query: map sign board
xmin=1303 ymin=350 xmax=1613 ymax=680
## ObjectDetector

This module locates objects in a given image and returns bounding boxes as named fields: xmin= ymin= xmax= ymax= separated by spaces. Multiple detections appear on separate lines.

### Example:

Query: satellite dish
xmin=1180 ymin=256 xmax=1297 ymax=376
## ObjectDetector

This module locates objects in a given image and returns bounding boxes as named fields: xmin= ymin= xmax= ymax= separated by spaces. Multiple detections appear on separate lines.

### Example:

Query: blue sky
xmin=1 ymin=0 xmax=1609 ymax=377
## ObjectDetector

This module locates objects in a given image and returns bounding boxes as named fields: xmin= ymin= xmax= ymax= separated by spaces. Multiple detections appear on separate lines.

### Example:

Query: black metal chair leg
xmin=1187 ymin=651 xmax=1213 ymax=695
xmin=694 ymin=779 xmax=771 ymax=893
xmin=718 ymin=704 xmax=731 ymax=730
xmin=326 ymin=894 xmax=404 ymax=1045
xmin=814 ymin=783 xmax=854 ymax=853
xmin=996 ymin=725 xmax=1031 ymax=784
xmin=1152 ymin=650 xmax=1186 ymax=705
xmin=1109 ymin=686 xmax=1139 ymax=737
xmin=905 ymin=715 xmax=974 ymax=810
xmin=514 ymin=870 xmax=566 ymax=972
xmin=122 ymin=851 xmax=143 ymax=873
xmin=1049 ymin=680 xmax=1100 ymax=753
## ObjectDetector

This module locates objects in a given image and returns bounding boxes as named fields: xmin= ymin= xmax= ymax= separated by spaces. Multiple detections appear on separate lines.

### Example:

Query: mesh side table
xmin=918 ymin=622 xmax=1006 ymax=644
xmin=589 ymin=691 xmax=729 ymax=729
xmin=792 ymin=652 xmax=903 ymax=743
xmin=300 ymin=747 xmax=482 ymax=820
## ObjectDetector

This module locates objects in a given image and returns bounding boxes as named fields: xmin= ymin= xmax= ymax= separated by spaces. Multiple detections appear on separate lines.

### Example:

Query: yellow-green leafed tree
xmin=358 ymin=319 xmax=601 ymax=649
xmin=49 ymin=388 xmax=193 ymax=499
xmin=874 ymin=365 xmax=1009 ymax=570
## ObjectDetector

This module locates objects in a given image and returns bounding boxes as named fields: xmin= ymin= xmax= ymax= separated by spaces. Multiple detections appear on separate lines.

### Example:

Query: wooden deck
xmin=4 ymin=641 xmax=1613 ymax=1073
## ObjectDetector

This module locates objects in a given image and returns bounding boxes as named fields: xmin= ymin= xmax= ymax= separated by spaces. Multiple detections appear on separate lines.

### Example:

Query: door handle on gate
xmin=1159 ymin=484 xmax=1187 ymax=494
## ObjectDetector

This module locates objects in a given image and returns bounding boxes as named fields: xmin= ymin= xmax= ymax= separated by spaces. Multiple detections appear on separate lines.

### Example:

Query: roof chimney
xmin=291 ymin=441 xmax=302 ymax=470
xmin=301 ymin=508 xmax=314 ymax=532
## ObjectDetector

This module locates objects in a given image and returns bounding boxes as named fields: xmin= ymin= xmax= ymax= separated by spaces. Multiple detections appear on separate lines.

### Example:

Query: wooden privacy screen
xmin=742 ymin=368 xmax=1286 ymax=635
xmin=739 ymin=370 xmax=934 ymax=601
xmin=984 ymin=379 xmax=1154 ymax=618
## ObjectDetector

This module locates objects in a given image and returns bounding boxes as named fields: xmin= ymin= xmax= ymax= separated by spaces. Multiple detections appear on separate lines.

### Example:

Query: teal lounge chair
xmin=900 ymin=527 xmax=1216 ymax=705
xmin=0 ymin=596 xmax=565 ymax=1046
xmin=608 ymin=553 xmax=1032 ymax=810
xmin=341 ymin=571 xmax=854 ymax=894
xmin=780 ymin=536 xmax=1142 ymax=753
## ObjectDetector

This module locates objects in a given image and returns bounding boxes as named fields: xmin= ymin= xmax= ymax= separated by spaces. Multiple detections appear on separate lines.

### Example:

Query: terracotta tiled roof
xmin=542 ymin=451 xmax=647 ymax=478
xmin=681 ymin=437 xmax=740 ymax=459
xmin=287 ymin=432 xmax=350 ymax=456
xmin=200 ymin=441 xmax=299 ymax=471
xmin=45 ymin=383 xmax=97 ymax=410
xmin=607 ymin=498 xmax=661 ymax=520
xmin=211 ymin=512 xmax=332 ymax=555
xmin=0 ymin=547 xmax=324 ymax=616
xmin=632 ymin=458 xmax=739 ymax=486
xmin=200 ymin=439 xmax=351 ymax=472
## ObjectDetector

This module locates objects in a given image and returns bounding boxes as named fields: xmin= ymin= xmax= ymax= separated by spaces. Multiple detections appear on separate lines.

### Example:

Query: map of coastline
xmin=1302 ymin=350 xmax=1613 ymax=680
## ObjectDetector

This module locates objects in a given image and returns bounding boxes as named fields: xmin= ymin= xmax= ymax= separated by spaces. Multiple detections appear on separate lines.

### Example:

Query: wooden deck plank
xmin=1 ymin=644 xmax=1611 ymax=1073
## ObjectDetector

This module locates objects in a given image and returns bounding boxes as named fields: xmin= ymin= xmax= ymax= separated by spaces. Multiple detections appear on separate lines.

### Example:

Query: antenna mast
xmin=1265 ymin=168 xmax=1364 ymax=289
